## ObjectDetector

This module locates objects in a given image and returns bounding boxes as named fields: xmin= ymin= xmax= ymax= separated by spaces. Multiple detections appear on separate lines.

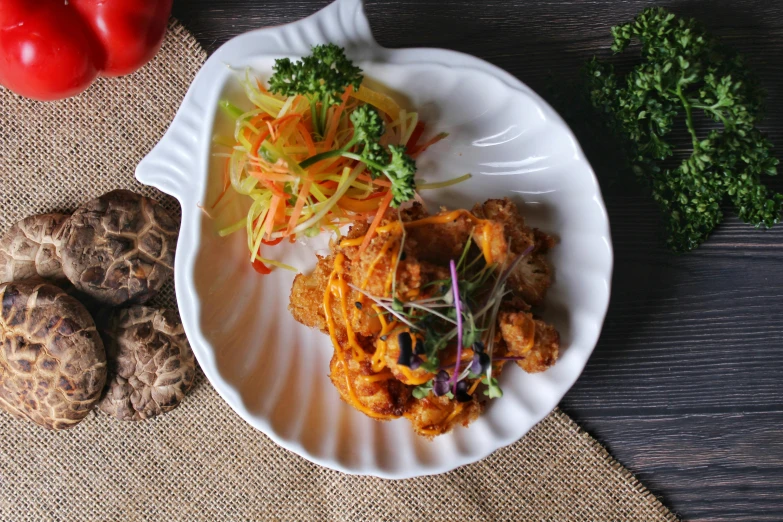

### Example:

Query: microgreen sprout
xmin=354 ymin=236 xmax=536 ymax=402
xmin=449 ymin=258 xmax=465 ymax=394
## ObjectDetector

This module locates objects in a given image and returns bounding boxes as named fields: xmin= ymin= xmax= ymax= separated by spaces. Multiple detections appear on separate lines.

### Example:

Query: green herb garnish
xmin=585 ymin=7 xmax=781 ymax=252
xmin=268 ymin=43 xmax=363 ymax=136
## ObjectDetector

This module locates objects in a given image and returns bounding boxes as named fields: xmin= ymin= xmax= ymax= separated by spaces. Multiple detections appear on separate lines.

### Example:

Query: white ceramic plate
xmin=136 ymin=0 xmax=613 ymax=478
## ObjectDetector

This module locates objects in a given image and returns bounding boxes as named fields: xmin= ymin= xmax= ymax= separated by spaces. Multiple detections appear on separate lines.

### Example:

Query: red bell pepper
xmin=0 ymin=0 xmax=173 ymax=101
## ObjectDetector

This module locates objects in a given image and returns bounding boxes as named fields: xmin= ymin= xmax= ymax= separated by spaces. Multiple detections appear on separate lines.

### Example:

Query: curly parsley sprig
xmin=585 ymin=7 xmax=781 ymax=251
xmin=269 ymin=43 xmax=363 ymax=136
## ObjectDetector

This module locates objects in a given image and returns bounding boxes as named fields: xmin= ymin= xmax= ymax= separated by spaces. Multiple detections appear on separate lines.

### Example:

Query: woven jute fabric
xmin=0 ymin=20 xmax=675 ymax=522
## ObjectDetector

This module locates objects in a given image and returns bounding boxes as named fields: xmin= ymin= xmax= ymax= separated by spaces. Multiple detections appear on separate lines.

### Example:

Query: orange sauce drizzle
xmin=351 ymin=236 xmax=398 ymax=327
xmin=396 ymin=364 xmax=433 ymax=386
xmin=410 ymin=402 xmax=466 ymax=436
xmin=339 ymin=236 xmax=364 ymax=247
xmin=324 ymin=253 xmax=395 ymax=420
xmin=330 ymin=255 xmax=365 ymax=360
xmin=371 ymin=305 xmax=396 ymax=372
xmin=360 ymin=371 xmax=395 ymax=383
xmin=520 ymin=315 xmax=537 ymax=354
xmin=479 ymin=222 xmax=495 ymax=264
xmin=346 ymin=209 xmax=495 ymax=265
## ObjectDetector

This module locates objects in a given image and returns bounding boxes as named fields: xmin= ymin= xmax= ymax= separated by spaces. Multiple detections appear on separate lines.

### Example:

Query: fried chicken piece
xmin=405 ymin=214 xmax=474 ymax=265
xmin=499 ymin=311 xmax=560 ymax=373
xmin=289 ymin=254 xmax=333 ymax=333
xmin=290 ymin=253 xmax=382 ymax=338
xmin=329 ymin=351 xmax=409 ymax=418
xmin=404 ymin=394 xmax=483 ymax=438
xmin=472 ymin=198 xmax=554 ymax=305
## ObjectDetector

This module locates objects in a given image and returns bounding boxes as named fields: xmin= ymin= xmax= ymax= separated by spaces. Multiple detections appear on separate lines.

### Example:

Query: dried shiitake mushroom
xmin=99 ymin=306 xmax=195 ymax=421
xmin=0 ymin=280 xmax=107 ymax=430
xmin=0 ymin=213 xmax=69 ymax=284
xmin=59 ymin=190 xmax=177 ymax=306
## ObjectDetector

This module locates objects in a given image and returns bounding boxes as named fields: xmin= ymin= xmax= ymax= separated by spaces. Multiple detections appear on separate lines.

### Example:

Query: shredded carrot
xmin=411 ymin=132 xmax=449 ymax=158
xmin=259 ymin=177 xmax=287 ymax=198
xmin=249 ymin=128 xmax=271 ymax=159
xmin=365 ymin=190 xmax=390 ymax=199
xmin=324 ymin=85 xmax=354 ymax=147
xmin=271 ymin=114 xmax=302 ymax=136
xmin=406 ymin=121 xmax=425 ymax=152
xmin=210 ymin=157 xmax=232 ymax=210
xmin=297 ymin=123 xmax=317 ymax=156
xmin=319 ymin=180 xmax=339 ymax=190
xmin=359 ymin=191 xmax=394 ymax=255
xmin=249 ymin=170 xmax=296 ymax=183
xmin=255 ymin=78 xmax=269 ymax=94
xmin=287 ymin=180 xmax=312 ymax=234
xmin=356 ymin=173 xmax=391 ymax=187
xmin=308 ymin=155 xmax=350 ymax=176
xmin=263 ymin=195 xmax=282 ymax=238
xmin=266 ymin=120 xmax=277 ymax=142
xmin=248 ymin=113 xmax=269 ymax=130
xmin=338 ymin=196 xmax=383 ymax=213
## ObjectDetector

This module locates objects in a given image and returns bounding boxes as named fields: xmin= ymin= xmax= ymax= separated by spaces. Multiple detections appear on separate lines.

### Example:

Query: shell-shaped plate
xmin=136 ymin=0 xmax=613 ymax=478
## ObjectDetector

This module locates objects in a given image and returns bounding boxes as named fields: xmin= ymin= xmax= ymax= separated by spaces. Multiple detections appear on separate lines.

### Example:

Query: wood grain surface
xmin=172 ymin=1 xmax=783 ymax=519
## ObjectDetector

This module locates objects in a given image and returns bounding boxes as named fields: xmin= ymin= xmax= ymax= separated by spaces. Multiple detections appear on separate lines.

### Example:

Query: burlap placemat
xmin=0 ymin=20 xmax=676 ymax=522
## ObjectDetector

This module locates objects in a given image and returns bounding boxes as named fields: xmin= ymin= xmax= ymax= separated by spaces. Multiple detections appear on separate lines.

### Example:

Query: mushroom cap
xmin=99 ymin=306 xmax=195 ymax=421
xmin=0 ymin=280 xmax=107 ymax=430
xmin=0 ymin=213 xmax=69 ymax=284
xmin=59 ymin=190 xmax=178 ymax=306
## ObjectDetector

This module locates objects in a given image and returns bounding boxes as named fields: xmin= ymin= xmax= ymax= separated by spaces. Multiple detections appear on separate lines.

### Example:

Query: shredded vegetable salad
xmin=210 ymin=44 xmax=467 ymax=274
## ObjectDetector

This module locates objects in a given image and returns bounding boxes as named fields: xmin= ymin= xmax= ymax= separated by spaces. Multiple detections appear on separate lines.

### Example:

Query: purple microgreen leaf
xmin=433 ymin=370 xmax=451 ymax=396
xmin=468 ymin=352 xmax=490 ymax=375
xmin=396 ymin=332 xmax=413 ymax=367
xmin=449 ymin=259 xmax=464 ymax=394
xmin=455 ymin=380 xmax=472 ymax=403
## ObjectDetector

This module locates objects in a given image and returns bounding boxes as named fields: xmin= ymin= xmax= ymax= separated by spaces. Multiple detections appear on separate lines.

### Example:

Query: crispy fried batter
xmin=329 ymin=352 xmax=409 ymax=418
xmin=499 ymin=311 xmax=560 ymax=373
xmin=404 ymin=394 xmax=483 ymax=437
xmin=473 ymin=198 xmax=554 ymax=305
xmin=289 ymin=254 xmax=334 ymax=333
xmin=406 ymin=214 xmax=474 ymax=265
xmin=289 ymin=253 xmax=382 ymax=338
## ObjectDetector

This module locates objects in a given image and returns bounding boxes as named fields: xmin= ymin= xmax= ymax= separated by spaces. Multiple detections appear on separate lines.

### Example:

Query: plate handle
xmin=135 ymin=151 xmax=189 ymax=202
xmin=135 ymin=96 xmax=204 ymax=202
xmin=284 ymin=0 xmax=379 ymax=58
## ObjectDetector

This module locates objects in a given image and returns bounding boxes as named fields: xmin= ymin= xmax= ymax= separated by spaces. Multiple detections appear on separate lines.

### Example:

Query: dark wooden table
xmin=173 ymin=1 xmax=783 ymax=519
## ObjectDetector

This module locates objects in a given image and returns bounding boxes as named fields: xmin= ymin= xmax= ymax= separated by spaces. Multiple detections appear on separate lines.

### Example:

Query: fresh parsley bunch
xmin=586 ymin=7 xmax=781 ymax=251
